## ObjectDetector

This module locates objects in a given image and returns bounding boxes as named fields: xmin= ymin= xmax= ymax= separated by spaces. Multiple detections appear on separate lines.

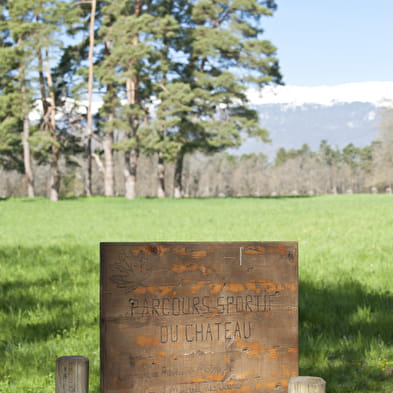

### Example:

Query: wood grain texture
xmin=56 ymin=356 xmax=89 ymax=393
xmin=100 ymin=242 xmax=298 ymax=393
xmin=288 ymin=377 xmax=326 ymax=393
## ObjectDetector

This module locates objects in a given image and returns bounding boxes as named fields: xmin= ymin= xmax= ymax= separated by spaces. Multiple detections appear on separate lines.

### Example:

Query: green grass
xmin=0 ymin=195 xmax=393 ymax=392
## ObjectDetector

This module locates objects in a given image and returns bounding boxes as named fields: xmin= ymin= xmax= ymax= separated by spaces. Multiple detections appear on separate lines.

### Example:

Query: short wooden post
xmin=288 ymin=376 xmax=326 ymax=393
xmin=56 ymin=356 xmax=89 ymax=393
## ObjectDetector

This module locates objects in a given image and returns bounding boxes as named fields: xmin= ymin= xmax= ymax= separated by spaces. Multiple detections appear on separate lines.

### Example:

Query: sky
xmin=262 ymin=1 xmax=393 ymax=86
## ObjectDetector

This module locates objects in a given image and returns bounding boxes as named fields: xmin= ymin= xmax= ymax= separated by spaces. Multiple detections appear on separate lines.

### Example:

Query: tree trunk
xmin=123 ymin=74 xmax=139 ymax=200
xmin=103 ymin=129 xmax=115 ymax=196
xmin=174 ymin=151 xmax=184 ymax=198
xmin=23 ymin=115 xmax=34 ymax=197
xmin=157 ymin=152 xmax=165 ymax=198
xmin=45 ymin=49 xmax=60 ymax=202
xmin=102 ymin=41 xmax=116 ymax=197
xmin=122 ymin=0 xmax=141 ymax=200
xmin=37 ymin=48 xmax=49 ymax=116
xmin=85 ymin=0 xmax=97 ymax=197
xmin=19 ymin=50 xmax=34 ymax=198
xmin=124 ymin=147 xmax=138 ymax=200
xmin=330 ymin=164 xmax=337 ymax=194
xmin=124 ymin=74 xmax=139 ymax=200
xmin=85 ymin=137 xmax=92 ymax=196
xmin=49 ymin=150 xmax=60 ymax=202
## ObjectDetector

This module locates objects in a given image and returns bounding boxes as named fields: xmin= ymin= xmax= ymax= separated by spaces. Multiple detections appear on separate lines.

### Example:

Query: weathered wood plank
xmin=56 ymin=356 xmax=89 ymax=393
xmin=288 ymin=376 xmax=326 ymax=393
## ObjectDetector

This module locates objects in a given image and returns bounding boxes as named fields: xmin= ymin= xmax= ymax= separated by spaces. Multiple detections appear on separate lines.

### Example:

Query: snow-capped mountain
xmin=247 ymin=82 xmax=393 ymax=107
xmin=236 ymin=81 xmax=393 ymax=157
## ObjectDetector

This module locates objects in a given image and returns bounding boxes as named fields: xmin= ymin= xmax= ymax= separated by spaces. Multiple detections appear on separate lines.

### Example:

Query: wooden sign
xmin=100 ymin=242 xmax=298 ymax=393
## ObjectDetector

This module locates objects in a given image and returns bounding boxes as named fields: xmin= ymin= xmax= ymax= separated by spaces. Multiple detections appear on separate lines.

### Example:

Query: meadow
xmin=0 ymin=195 xmax=392 ymax=393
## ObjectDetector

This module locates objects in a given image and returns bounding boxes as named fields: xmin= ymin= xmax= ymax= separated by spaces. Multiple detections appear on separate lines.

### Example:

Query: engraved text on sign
xmin=100 ymin=242 xmax=298 ymax=393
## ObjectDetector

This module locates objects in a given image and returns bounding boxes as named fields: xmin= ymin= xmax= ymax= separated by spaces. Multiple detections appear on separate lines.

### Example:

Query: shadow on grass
xmin=0 ymin=245 xmax=98 ymax=349
xmin=299 ymin=279 xmax=393 ymax=392
xmin=0 ymin=278 xmax=76 ymax=344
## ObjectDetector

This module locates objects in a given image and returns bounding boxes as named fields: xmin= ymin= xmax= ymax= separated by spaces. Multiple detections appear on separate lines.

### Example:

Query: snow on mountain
xmin=247 ymin=81 xmax=393 ymax=107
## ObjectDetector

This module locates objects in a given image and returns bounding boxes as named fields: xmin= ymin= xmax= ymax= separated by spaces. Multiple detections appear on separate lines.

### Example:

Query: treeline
xmin=1 ymin=136 xmax=392 ymax=198
xmin=174 ymin=138 xmax=392 ymax=196
xmin=0 ymin=0 xmax=282 ymax=200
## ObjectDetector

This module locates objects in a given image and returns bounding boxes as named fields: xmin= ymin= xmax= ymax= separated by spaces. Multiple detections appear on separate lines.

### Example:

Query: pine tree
xmin=0 ymin=0 xmax=38 ymax=196
xmin=137 ymin=0 xmax=191 ymax=197
xmin=54 ymin=0 xmax=107 ymax=197
xmin=99 ymin=0 xmax=179 ymax=199
xmin=84 ymin=0 xmax=97 ymax=196
xmin=58 ymin=0 xmax=121 ymax=198
xmin=0 ymin=48 xmax=24 ymax=174
xmin=99 ymin=0 xmax=144 ymax=199
xmin=36 ymin=0 xmax=81 ymax=201
xmin=95 ymin=5 xmax=120 ymax=197
xmin=2 ymin=0 xmax=82 ymax=200
xmin=144 ymin=0 xmax=281 ymax=197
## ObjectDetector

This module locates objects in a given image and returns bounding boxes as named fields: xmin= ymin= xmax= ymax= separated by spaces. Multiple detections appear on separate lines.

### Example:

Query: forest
xmin=0 ymin=0 xmax=392 ymax=200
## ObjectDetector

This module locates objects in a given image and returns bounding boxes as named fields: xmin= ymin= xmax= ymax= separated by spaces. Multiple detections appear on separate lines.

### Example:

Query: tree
xmin=144 ymin=0 xmax=281 ymax=197
xmin=99 ymin=0 xmax=179 ymax=199
xmin=39 ymin=1 xmax=81 ymax=201
xmin=84 ymin=0 xmax=97 ymax=196
xmin=95 ymin=4 xmax=121 ymax=197
xmin=274 ymin=144 xmax=312 ymax=166
xmin=3 ymin=0 xmax=82 ymax=201
xmin=0 ymin=0 xmax=37 ymax=196
xmin=57 ymin=0 xmax=126 ymax=198
xmin=96 ymin=72 xmax=120 ymax=197
xmin=319 ymin=140 xmax=341 ymax=193
xmin=138 ymin=0 xmax=189 ymax=198
xmin=55 ymin=0 xmax=111 ymax=197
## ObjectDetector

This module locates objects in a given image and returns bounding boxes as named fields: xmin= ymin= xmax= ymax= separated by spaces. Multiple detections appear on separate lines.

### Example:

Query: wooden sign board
xmin=100 ymin=242 xmax=298 ymax=393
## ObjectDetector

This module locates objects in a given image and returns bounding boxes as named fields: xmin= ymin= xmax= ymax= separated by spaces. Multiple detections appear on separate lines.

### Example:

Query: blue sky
xmin=263 ymin=1 xmax=393 ymax=86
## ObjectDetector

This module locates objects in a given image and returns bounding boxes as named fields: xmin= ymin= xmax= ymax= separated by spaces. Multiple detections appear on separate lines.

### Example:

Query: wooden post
xmin=288 ymin=376 xmax=326 ymax=393
xmin=56 ymin=356 xmax=89 ymax=393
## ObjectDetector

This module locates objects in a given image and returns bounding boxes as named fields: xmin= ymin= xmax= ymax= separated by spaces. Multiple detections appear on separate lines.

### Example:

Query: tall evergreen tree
xmin=138 ymin=0 xmax=188 ymax=197
xmin=0 ymin=49 xmax=25 ymax=175
xmin=54 ymin=0 xmax=106 ymax=196
xmin=57 ymin=0 xmax=120 ymax=198
xmin=95 ymin=5 xmax=120 ymax=197
xmin=144 ymin=0 xmax=281 ymax=197
xmin=99 ymin=0 xmax=179 ymax=199
xmin=1 ymin=0 xmax=82 ymax=200
xmin=35 ymin=0 xmax=81 ymax=201
xmin=84 ymin=0 xmax=97 ymax=196
xmin=0 ymin=0 xmax=42 ymax=196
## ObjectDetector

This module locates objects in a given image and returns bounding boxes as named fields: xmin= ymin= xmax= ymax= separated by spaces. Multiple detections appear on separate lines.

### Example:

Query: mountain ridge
xmin=235 ymin=81 xmax=393 ymax=157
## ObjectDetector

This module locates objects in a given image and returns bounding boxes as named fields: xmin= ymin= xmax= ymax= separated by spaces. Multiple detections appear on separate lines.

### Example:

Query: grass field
xmin=0 ymin=195 xmax=393 ymax=393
